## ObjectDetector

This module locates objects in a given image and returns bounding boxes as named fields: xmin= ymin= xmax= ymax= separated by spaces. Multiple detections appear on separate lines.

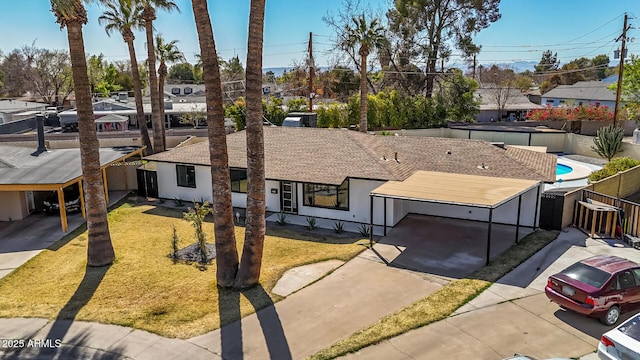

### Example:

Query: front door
xmin=280 ymin=181 xmax=297 ymax=214
xmin=137 ymin=170 xmax=159 ymax=198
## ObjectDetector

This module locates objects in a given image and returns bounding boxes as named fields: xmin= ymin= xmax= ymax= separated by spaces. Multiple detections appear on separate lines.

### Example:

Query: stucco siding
xmin=0 ymin=191 xmax=29 ymax=221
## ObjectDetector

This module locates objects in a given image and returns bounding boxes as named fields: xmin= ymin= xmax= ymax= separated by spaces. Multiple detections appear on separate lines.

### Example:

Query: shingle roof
xmin=542 ymin=81 xmax=616 ymax=102
xmin=147 ymin=127 xmax=556 ymax=184
xmin=476 ymin=88 xmax=543 ymax=111
xmin=0 ymin=145 xmax=138 ymax=185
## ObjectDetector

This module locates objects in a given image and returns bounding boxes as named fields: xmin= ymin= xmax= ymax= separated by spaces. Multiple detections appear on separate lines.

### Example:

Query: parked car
xmin=598 ymin=312 xmax=640 ymax=359
xmin=545 ymin=255 xmax=640 ymax=326
xmin=43 ymin=184 xmax=81 ymax=214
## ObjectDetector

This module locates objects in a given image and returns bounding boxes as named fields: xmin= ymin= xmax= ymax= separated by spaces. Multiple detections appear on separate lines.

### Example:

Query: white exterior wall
xmin=265 ymin=180 xmax=281 ymax=212
xmin=156 ymin=163 xmax=213 ymax=202
xmin=541 ymin=97 xmax=616 ymax=108
xmin=0 ymin=191 xmax=28 ymax=221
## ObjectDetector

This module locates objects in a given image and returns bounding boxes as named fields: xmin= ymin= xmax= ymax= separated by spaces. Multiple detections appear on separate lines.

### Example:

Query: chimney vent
xmin=31 ymin=114 xmax=47 ymax=157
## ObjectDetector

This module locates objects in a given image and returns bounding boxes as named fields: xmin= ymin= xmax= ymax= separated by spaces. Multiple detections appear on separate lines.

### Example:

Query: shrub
xmin=276 ymin=211 xmax=288 ymax=226
xmin=592 ymin=124 xmax=624 ymax=161
xmin=306 ymin=216 xmax=317 ymax=231
xmin=358 ymin=224 xmax=371 ymax=238
xmin=170 ymin=225 xmax=180 ymax=264
xmin=333 ymin=221 xmax=344 ymax=233
xmin=173 ymin=198 xmax=184 ymax=207
xmin=588 ymin=157 xmax=640 ymax=182
xmin=183 ymin=201 xmax=212 ymax=264
xmin=526 ymin=104 xmax=614 ymax=121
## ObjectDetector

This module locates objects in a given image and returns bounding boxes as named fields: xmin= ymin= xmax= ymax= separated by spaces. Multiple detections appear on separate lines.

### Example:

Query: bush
xmin=526 ymin=104 xmax=614 ymax=121
xmin=588 ymin=157 xmax=640 ymax=182
xmin=333 ymin=221 xmax=344 ymax=233
xmin=592 ymin=124 xmax=624 ymax=161
xmin=306 ymin=216 xmax=317 ymax=230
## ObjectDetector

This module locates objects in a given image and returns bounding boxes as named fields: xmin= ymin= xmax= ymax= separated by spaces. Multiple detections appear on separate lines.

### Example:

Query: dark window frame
xmin=176 ymin=164 xmax=196 ymax=188
xmin=303 ymin=179 xmax=349 ymax=211
xmin=230 ymin=168 xmax=247 ymax=193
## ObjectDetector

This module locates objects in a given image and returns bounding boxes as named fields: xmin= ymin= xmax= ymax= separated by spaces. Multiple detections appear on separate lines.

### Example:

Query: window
xmin=231 ymin=169 xmax=247 ymax=193
xmin=176 ymin=165 xmax=196 ymax=188
xmin=303 ymin=179 xmax=348 ymax=210
xmin=184 ymin=87 xmax=193 ymax=95
xmin=171 ymin=87 xmax=180 ymax=95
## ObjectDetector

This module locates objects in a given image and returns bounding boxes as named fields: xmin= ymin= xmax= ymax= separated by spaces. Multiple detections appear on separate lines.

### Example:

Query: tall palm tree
xmin=51 ymin=0 xmax=115 ymax=266
xmin=140 ymin=0 xmax=178 ymax=153
xmin=191 ymin=0 xmax=239 ymax=287
xmin=234 ymin=0 xmax=266 ymax=288
xmin=342 ymin=14 xmax=386 ymax=132
xmin=98 ymin=0 xmax=153 ymax=154
xmin=155 ymin=34 xmax=184 ymax=142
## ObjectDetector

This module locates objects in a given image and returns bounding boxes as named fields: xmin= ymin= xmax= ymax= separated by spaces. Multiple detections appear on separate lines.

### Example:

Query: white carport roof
xmin=370 ymin=170 xmax=540 ymax=208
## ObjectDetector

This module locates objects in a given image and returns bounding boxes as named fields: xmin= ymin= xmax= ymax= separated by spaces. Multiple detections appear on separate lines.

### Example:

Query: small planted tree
xmin=183 ymin=201 xmax=212 ymax=264
xmin=592 ymin=124 xmax=624 ymax=161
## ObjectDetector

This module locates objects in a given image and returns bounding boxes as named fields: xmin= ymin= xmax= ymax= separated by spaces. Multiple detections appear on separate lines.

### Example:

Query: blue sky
xmin=0 ymin=0 xmax=638 ymax=69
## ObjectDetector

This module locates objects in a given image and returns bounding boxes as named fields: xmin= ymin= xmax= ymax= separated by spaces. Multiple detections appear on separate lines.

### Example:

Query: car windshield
xmin=561 ymin=262 xmax=610 ymax=288
xmin=618 ymin=314 xmax=640 ymax=341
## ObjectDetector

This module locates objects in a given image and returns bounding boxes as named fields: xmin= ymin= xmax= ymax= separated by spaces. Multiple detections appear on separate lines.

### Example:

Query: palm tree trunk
xmin=144 ymin=16 xmax=165 ymax=153
xmin=158 ymin=67 xmax=166 ymax=145
xmin=66 ymin=21 xmax=115 ymax=267
xmin=191 ymin=0 xmax=239 ymax=287
xmin=126 ymin=38 xmax=153 ymax=154
xmin=359 ymin=53 xmax=368 ymax=132
xmin=234 ymin=0 xmax=266 ymax=288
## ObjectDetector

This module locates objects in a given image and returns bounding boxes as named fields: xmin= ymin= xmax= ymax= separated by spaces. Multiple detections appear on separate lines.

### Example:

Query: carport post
xmin=369 ymin=195 xmax=374 ymax=248
xmin=383 ymin=197 xmax=387 ymax=236
xmin=533 ymin=184 xmax=541 ymax=230
xmin=78 ymin=179 xmax=86 ymax=219
xmin=515 ymin=194 xmax=522 ymax=244
xmin=486 ymin=208 xmax=493 ymax=266
xmin=57 ymin=187 xmax=68 ymax=232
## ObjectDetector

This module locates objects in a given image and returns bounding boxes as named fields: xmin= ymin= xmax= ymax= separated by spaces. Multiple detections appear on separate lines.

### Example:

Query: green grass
xmin=308 ymin=229 xmax=560 ymax=360
xmin=0 ymin=203 xmax=364 ymax=339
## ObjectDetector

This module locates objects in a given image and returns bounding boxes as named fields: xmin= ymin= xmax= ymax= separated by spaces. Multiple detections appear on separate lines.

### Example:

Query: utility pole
xmin=472 ymin=54 xmax=477 ymax=81
xmin=614 ymin=13 xmax=629 ymax=126
xmin=308 ymin=32 xmax=314 ymax=113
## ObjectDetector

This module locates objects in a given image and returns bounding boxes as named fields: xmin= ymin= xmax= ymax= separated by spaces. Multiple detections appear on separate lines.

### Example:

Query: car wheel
xmin=600 ymin=305 xmax=621 ymax=326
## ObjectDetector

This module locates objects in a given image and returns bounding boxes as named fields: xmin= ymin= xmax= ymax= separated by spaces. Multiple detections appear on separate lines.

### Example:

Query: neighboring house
xmin=0 ymin=132 xmax=143 ymax=230
xmin=145 ymin=127 xmax=556 ymax=235
xmin=0 ymin=100 xmax=47 ymax=124
xmin=541 ymin=81 xmax=617 ymax=108
xmin=58 ymin=99 xmax=207 ymax=132
xmin=475 ymin=88 xmax=544 ymax=122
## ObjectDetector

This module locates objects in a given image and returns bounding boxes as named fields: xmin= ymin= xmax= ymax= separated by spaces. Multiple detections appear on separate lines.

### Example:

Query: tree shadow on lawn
xmin=4 ymin=264 xmax=112 ymax=360
xmin=219 ymin=285 xmax=291 ymax=360
xmin=266 ymin=223 xmax=365 ymax=245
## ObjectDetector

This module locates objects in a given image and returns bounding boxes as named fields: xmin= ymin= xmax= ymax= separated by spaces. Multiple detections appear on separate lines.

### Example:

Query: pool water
xmin=556 ymin=163 xmax=573 ymax=175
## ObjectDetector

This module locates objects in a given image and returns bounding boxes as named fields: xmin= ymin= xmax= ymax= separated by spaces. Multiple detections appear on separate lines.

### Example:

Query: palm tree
xmin=155 ymin=34 xmax=184 ymax=142
xmin=140 ymin=0 xmax=178 ymax=153
xmin=98 ymin=0 xmax=153 ymax=154
xmin=234 ymin=0 xmax=266 ymax=288
xmin=342 ymin=14 xmax=386 ymax=132
xmin=191 ymin=0 xmax=239 ymax=287
xmin=51 ymin=0 xmax=115 ymax=266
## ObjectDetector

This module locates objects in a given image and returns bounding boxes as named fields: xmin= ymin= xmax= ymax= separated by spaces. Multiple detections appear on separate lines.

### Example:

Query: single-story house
xmin=145 ymin=127 xmax=556 ymax=237
xmin=475 ymin=88 xmax=544 ymax=122
xmin=0 ymin=100 xmax=47 ymax=124
xmin=541 ymin=81 xmax=617 ymax=108
xmin=0 ymin=131 xmax=143 ymax=231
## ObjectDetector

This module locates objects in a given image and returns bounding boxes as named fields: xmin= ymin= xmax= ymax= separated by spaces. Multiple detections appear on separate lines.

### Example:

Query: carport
xmin=369 ymin=171 xmax=542 ymax=265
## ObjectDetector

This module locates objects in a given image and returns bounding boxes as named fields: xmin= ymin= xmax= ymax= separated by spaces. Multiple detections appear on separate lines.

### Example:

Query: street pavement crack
xmin=387 ymin=338 xmax=417 ymax=360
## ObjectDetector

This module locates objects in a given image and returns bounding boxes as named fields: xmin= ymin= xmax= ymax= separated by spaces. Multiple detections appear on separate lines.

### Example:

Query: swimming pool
xmin=556 ymin=163 xmax=573 ymax=176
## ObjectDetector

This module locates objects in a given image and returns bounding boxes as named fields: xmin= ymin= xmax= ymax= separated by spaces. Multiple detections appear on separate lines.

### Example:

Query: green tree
xmin=342 ymin=13 xmax=387 ymax=132
xmin=140 ymin=0 xmax=179 ymax=153
xmin=167 ymin=62 xmax=195 ymax=83
xmin=437 ymin=69 xmax=479 ymax=122
xmin=191 ymin=0 xmax=239 ymax=287
xmin=535 ymin=50 xmax=559 ymax=73
xmin=591 ymin=54 xmax=610 ymax=80
xmin=592 ymin=124 xmax=624 ymax=161
xmin=387 ymin=0 xmax=500 ymax=97
xmin=51 ymin=0 xmax=115 ymax=266
xmin=285 ymin=98 xmax=307 ymax=112
xmin=612 ymin=55 xmax=640 ymax=121
xmin=98 ymin=0 xmax=153 ymax=153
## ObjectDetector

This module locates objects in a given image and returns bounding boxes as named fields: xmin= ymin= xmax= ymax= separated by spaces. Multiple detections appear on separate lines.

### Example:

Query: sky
xmin=0 ymin=0 xmax=638 ymax=70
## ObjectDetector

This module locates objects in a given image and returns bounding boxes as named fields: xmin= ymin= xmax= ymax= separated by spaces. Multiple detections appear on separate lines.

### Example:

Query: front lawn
xmin=0 ymin=202 xmax=364 ymax=338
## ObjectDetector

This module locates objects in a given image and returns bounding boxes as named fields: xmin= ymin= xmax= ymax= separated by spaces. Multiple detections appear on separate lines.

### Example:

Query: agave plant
xmin=592 ymin=124 xmax=624 ymax=161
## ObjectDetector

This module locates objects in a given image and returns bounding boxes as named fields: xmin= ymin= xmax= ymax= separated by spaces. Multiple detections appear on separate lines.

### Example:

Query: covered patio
xmin=369 ymin=171 xmax=542 ymax=269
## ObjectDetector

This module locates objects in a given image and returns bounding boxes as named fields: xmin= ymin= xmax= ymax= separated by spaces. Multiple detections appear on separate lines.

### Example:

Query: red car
xmin=545 ymin=255 xmax=640 ymax=326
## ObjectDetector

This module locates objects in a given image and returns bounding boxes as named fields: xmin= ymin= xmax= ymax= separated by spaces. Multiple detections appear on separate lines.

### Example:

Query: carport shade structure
xmin=369 ymin=171 xmax=542 ymax=265
xmin=0 ymin=145 xmax=145 ymax=231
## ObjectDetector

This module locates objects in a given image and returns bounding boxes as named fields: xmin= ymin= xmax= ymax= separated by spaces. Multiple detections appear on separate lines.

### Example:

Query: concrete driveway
xmin=345 ymin=228 xmax=640 ymax=360
xmin=372 ymin=214 xmax=534 ymax=278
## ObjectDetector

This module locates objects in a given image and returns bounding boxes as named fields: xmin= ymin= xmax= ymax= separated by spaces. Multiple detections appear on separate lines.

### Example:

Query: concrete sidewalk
xmin=343 ymin=228 xmax=640 ymax=360
xmin=0 ymin=318 xmax=217 ymax=359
